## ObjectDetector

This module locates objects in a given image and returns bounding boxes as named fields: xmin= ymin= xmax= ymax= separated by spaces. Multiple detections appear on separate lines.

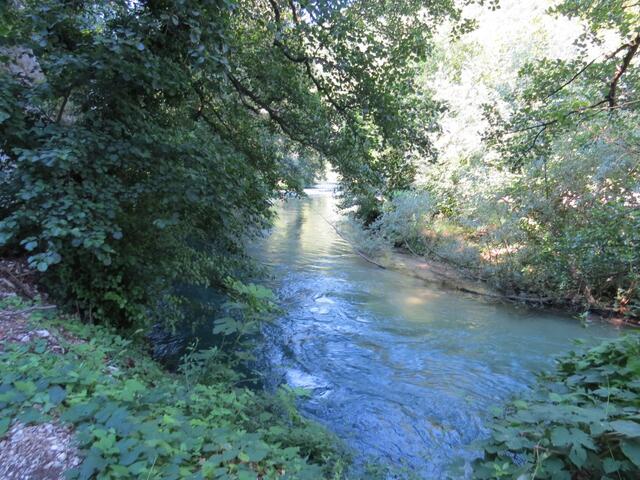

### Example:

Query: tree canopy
xmin=0 ymin=0 xmax=466 ymax=324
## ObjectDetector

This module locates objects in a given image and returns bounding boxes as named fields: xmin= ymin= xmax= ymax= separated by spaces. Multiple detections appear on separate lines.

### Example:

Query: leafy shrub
xmin=473 ymin=335 xmax=640 ymax=479
xmin=0 ymin=303 xmax=347 ymax=479
xmin=372 ymin=190 xmax=435 ymax=250
xmin=0 ymin=0 xmax=459 ymax=328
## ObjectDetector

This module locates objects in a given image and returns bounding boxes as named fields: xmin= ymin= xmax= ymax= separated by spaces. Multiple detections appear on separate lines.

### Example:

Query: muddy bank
xmin=381 ymin=249 xmax=497 ymax=297
xmin=378 ymin=248 xmax=638 ymax=327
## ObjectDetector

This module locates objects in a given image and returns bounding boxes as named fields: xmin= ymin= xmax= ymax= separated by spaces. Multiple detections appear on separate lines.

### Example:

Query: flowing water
xmin=254 ymin=185 xmax=619 ymax=478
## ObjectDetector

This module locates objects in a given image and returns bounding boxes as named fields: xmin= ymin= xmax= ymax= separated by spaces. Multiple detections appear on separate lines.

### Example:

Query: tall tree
xmin=0 ymin=0 xmax=463 ymax=324
xmin=485 ymin=0 xmax=640 ymax=165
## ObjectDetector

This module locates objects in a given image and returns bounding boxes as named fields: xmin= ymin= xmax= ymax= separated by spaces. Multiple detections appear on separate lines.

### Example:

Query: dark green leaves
xmin=0 ymin=0 xmax=459 ymax=328
xmin=0 ymin=315 xmax=344 ymax=480
xmin=550 ymin=426 xmax=571 ymax=447
xmin=473 ymin=335 xmax=640 ymax=479
xmin=621 ymin=440 xmax=640 ymax=467
xmin=48 ymin=385 xmax=67 ymax=405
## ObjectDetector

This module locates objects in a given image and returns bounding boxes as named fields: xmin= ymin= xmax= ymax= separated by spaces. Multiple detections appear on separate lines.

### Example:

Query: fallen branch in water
xmin=317 ymin=213 xmax=387 ymax=269
xmin=456 ymin=286 xmax=555 ymax=305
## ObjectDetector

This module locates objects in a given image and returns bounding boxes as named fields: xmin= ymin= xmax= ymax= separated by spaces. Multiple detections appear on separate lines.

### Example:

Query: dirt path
xmin=0 ymin=260 xmax=82 ymax=480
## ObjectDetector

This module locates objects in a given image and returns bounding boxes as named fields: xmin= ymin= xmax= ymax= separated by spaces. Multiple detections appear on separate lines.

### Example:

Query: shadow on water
xmin=250 ymin=184 xmax=620 ymax=478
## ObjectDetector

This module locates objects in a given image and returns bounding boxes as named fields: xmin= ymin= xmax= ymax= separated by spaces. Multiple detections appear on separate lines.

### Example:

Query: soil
xmin=0 ymin=258 xmax=83 ymax=479
xmin=382 ymin=248 xmax=639 ymax=327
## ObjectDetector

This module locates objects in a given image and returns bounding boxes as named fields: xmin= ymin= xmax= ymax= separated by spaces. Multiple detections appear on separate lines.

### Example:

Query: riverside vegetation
xmin=350 ymin=0 xmax=640 ymax=320
xmin=0 ymin=294 xmax=347 ymax=479
xmin=1 ymin=0 xmax=639 ymax=479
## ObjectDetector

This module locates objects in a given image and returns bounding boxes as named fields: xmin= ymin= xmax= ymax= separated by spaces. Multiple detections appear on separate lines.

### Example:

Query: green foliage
xmin=0 ymin=0 xmax=467 ymax=326
xmin=361 ymin=0 xmax=640 ymax=315
xmin=484 ymin=0 xmax=640 ymax=166
xmin=473 ymin=334 xmax=640 ymax=479
xmin=476 ymin=0 xmax=640 ymax=311
xmin=551 ymin=0 xmax=640 ymax=38
xmin=0 ymin=308 xmax=347 ymax=479
xmin=371 ymin=191 xmax=436 ymax=250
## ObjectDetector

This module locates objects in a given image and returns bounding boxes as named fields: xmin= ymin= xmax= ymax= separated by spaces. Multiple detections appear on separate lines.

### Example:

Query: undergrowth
xmin=0 ymin=296 xmax=348 ymax=479
xmin=473 ymin=334 xmax=640 ymax=479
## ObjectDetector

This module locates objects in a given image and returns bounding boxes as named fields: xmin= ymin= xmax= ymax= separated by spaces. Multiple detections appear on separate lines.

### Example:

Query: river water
xmin=254 ymin=185 xmax=618 ymax=478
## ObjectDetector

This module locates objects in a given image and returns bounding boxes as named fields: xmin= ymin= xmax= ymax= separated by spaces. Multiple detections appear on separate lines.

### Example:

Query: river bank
xmin=377 ymin=246 xmax=639 ymax=328
xmin=256 ymin=191 xmax=622 ymax=477
xmin=0 ymin=260 xmax=347 ymax=480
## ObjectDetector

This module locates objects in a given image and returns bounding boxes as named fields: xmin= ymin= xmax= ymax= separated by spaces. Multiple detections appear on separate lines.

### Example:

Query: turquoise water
xmin=255 ymin=185 xmax=619 ymax=478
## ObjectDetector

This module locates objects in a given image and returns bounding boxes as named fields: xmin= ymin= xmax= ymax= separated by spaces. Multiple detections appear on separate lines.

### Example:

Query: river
xmin=253 ymin=184 xmax=619 ymax=478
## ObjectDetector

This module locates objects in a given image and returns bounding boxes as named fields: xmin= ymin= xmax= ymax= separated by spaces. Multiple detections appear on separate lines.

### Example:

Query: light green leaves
xmin=13 ymin=380 xmax=37 ymax=396
xmin=1 ymin=314 xmax=341 ymax=480
xmin=120 ymin=379 xmax=145 ymax=402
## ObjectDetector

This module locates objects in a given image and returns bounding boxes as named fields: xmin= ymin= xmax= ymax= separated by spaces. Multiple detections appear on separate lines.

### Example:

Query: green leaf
xmin=513 ymin=400 xmax=528 ymax=409
xmin=550 ymin=426 xmax=571 ymax=447
xmin=238 ymin=470 xmax=257 ymax=480
xmin=621 ymin=440 xmax=640 ymax=467
xmin=18 ymin=407 xmax=44 ymax=424
xmin=244 ymin=444 xmax=269 ymax=462
xmin=609 ymin=420 xmax=640 ymax=438
xmin=569 ymin=445 xmax=586 ymax=468
xmin=0 ymin=417 xmax=10 ymax=436
xmin=602 ymin=457 xmax=621 ymax=474
xmin=48 ymin=385 xmax=67 ymax=405
xmin=14 ymin=380 xmax=36 ymax=396
xmin=78 ymin=451 xmax=106 ymax=480
xmin=121 ymin=379 xmax=146 ymax=401
xmin=570 ymin=428 xmax=596 ymax=450
xmin=61 ymin=402 xmax=99 ymax=423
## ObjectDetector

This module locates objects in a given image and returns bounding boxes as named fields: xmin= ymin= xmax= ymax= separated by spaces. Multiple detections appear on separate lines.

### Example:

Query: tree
xmin=485 ymin=0 xmax=640 ymax=165
xmin=0 ymin=0 xmax=463 ymax=325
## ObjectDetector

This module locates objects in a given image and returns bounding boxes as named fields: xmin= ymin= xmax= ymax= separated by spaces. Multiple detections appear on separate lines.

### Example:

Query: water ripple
xmin=256 ymin=188 xmax=617 ymax=478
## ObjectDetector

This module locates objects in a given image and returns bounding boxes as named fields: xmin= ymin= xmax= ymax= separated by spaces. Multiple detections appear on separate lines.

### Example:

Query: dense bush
xmin=372 ymin=191 xmax=435 ymax=249
xmin=363 ymin=0 xmax=640 ymax=316
xmin=473 ymin=334 xmax=640 ymax=479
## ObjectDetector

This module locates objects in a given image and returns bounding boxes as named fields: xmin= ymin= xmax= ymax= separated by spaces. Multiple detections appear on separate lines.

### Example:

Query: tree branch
xmin=267 ymin=0 xmax=349 ymax=113
xmin=606 ymin=34 xmax=640 ymax=108
xmin=55 ymin=89 xmax=71 ymax=123
xmin=543 ymin=58 xmax=598 ymax=101
xmin=544 ymin=34 xmax=640 ymax=103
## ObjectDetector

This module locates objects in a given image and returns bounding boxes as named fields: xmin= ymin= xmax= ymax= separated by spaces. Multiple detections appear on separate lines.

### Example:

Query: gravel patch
xmin=0 ymin=421 xmax=81 ymax=479
xmin=0 ymin=315 xmax=81 ymax=354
